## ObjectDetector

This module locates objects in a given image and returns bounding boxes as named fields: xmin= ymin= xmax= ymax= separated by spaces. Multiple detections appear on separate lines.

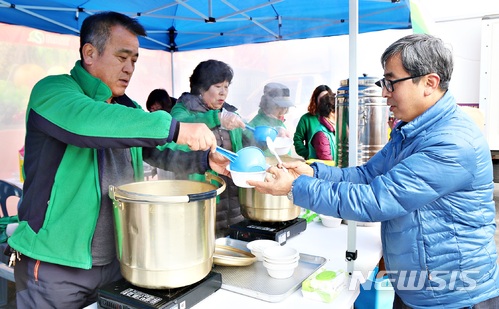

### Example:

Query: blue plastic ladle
xmin=229 ymin=146 xmax=267 ymax=172
xmin=216 ymin=146 xmax=238 ymax=162
xmin=245 ymin=124 xmax=278 ymax=143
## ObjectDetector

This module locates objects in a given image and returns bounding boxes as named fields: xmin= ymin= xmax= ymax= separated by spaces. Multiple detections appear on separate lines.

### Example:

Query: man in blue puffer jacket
xmin=249 ymin=34 xmax=499 ymax=308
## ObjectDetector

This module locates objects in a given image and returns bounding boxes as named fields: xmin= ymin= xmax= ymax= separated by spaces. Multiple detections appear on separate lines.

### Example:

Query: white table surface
xmin=193 ymin=221 xmax=382 ymax=309
xmin=5 ymin=177 xmax=382 ymax=308
xmin=87 ymin=220 xmax=382 ymax=309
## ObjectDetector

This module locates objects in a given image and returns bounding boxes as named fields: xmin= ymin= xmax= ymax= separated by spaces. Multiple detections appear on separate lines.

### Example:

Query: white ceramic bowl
xmin=263 ymin=260 xmax=299 ymax=279
xmin=227 ymin=165 xmax=266 ymax=188
xmin=263 ymin=245 xmax=299 ymax=261
xmin=319 ymin=214 xmax=343 ymax=228
xmin=273 ymin=137 xmax=293 ymax=155
xmin=263 ymin=255 xmax=300 ymax=264
xmin=263 ymin=260 xmax=299 ymax=269
xmin=344 ymin=220 xmax=381 ymax=227
xmin=246 ymin=240 xmax=280 ymax=261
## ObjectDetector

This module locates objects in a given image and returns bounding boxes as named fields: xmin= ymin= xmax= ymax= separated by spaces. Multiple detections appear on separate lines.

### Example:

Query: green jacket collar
xmin=70 ymin=60 xmax=112 ymax=102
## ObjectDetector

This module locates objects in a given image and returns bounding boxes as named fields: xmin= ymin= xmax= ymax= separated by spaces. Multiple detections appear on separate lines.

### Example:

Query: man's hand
xmin=208 ymin=152 xmax=231 ymax=176
xmin=281 ymin=161 xmax=314 ymax=178
xmin=247 ymin=161 xmax=313 ymax=195
xmin=247 ymin=165 xmax=296 ymax=195
xmin=177 ymin=122 xmax=217 ymax=153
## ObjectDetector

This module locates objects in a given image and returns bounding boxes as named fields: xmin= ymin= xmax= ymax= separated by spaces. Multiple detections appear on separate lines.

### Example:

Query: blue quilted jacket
xmin=292 ymin=91 xmax=499 ymax=308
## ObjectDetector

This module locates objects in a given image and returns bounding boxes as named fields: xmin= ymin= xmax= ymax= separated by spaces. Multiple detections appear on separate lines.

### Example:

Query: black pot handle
xmin=187 ymin=190 xmax=216 ymax=202
xmin=187 ymin=173 xmax=226 ymax=202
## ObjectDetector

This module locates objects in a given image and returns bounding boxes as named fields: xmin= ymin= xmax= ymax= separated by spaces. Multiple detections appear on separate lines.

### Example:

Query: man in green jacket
xmin=9 ymin=12 xmax=228 ymax=308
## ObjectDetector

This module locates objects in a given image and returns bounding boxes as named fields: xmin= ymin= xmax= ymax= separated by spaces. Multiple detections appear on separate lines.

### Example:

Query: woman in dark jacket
xmin=171 ymin=59 xmax=248 ymax=237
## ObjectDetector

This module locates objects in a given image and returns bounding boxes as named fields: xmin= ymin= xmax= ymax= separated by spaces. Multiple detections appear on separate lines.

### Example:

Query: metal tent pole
xmin=346 ymin=0 xmax=359 ymax=277
xmin=170 ymin=50 xmax=175 ymax=97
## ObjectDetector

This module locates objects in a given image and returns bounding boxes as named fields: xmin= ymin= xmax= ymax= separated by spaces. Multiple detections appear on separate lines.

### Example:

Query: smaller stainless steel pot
xmin=239 ymin=188 xmax=300 ymax=222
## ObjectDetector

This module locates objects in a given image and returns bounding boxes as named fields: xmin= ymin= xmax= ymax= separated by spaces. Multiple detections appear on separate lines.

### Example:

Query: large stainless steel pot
xmin=109 ymin=173 xmax=225 ymax=289
xmin=336 ymin=75 xmax=389 ymax=167
xmin=239 ymin=188 xmax=300 ymax=222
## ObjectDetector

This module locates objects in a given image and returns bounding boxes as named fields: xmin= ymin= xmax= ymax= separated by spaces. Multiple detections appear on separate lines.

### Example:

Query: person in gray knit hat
xmin=262 ymin=82 xmax=294 ymax=109
xmin=245 ymin=82 xmax=294 ymax=153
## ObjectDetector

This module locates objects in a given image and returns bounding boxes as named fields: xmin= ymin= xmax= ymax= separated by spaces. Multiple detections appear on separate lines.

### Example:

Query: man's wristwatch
xmin=286 ymin=185 xmax=293 ymax=202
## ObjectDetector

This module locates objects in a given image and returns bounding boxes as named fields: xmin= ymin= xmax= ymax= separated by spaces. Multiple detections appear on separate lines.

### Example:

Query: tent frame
xmin=0 ymin=0 xmax=411 ymax=279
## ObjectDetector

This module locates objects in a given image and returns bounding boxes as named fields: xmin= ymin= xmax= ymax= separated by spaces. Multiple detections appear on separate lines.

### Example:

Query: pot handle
xmin=110 ymin=184 xmax=190 ymax=204
xmin=187 ymin=173 xmax=226 ymax=202
xmin=109 ymin=185 xmax=116 ymax=200
xmin=109 ymin=174 xmax=226 ymax=204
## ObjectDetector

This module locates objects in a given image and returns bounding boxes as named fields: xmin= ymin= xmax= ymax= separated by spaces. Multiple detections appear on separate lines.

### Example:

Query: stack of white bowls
xmin=246 ymin=239 xmax=280 ymax=261
xmin=262 ymin=246 xmax=300 ymax=279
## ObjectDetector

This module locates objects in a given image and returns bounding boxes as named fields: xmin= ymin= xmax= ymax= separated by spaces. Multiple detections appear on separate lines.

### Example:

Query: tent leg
xmin=170 ymin=51 xmax=175 ymax=97
xmin=347 ymin=0 xmax=359 ymax=277
xmin=346 ymin=220 xmax=358 ymax=275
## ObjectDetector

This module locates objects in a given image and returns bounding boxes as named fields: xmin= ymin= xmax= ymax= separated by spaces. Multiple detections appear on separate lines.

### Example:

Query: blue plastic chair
xmin=0 ymin=180 xmax=22 ymax=218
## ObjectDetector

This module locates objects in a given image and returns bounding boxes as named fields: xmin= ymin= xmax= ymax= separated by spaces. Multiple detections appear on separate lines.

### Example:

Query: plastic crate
xmin=354 ymin=266 xmax=395 ymax=309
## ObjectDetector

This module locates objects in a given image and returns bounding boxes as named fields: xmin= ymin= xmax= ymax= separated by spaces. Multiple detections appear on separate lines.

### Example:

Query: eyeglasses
xmin=375 ymin=74 xmax=428 ymax=92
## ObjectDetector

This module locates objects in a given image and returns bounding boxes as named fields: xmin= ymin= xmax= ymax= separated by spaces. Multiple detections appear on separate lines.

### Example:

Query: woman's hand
xmin=219 ymin=109 xmax=245 ymax=130
xmin=276 ymin=126 xmax=292 ymax=138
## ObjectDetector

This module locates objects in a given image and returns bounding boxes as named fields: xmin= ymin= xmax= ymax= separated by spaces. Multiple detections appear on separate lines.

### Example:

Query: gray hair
xmin=380 ymin=34 xmax=453 ymax=91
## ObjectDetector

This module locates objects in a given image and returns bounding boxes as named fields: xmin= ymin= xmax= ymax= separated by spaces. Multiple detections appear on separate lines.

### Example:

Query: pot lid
xmin=339 ymin=73 xmax=380 ymax=86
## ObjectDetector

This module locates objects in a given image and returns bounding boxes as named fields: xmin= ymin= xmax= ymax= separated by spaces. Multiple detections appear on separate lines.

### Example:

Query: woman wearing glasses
xmin=249 ymin=33 xmax=499 ymax=309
